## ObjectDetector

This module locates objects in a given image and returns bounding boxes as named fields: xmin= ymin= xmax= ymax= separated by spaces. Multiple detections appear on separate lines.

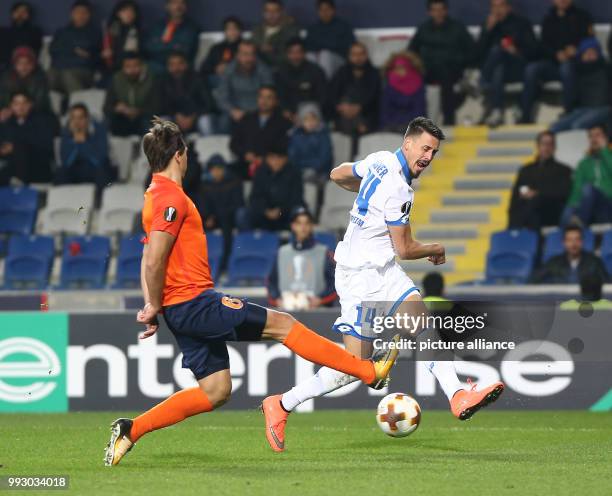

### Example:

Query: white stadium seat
xmin=69 ymin=89 xmax=107 ymax=121
xmin=556 ymin=130 xmax=589 ymax=169
xmin=331 ymin=132 xmax=352 ymax=164
xmin=356 ymin=132 xmax=402 ymax=159
xmin=38 ymin=184 xmax=95 ymax=235
xmin=303 ymin=183 xmax=318 ymax=215
xmin=194 ymin=135 xmax=232 ymax=166
xmin=109 ymin=136 xmax=140 ymax=182
xmin=97 ymin=184 xmax=145 ymax=235
xmin=319 ymin=182 xmax=357 ymax=231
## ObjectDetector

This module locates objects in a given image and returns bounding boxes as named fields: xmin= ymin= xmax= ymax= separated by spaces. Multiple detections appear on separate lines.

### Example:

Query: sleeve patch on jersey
xmin=401 ymin=201 xmax=412 ymax=216
xmin=164 ymin=206 xmax=177 ymax=222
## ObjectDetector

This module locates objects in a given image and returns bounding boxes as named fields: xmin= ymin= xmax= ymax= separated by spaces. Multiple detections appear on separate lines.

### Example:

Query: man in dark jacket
xmin=305 ymin=0 xmax=355 ymax=78
xmin=200 ymin=154 xmax=244 ymax=273
xmin=145 ymin=0 xmax=199 ymax=74
xmin=477 ymin=0 xmax=538 ymax=127
xmin=199 ymin=16 xmax=242 ymax=88
xmin=104 ymin=51 xmax=160 ymax=136
xmin=251 ymin=0 xmax=300 ymax=68
xmin=0 ymin=2 xmax=43 ymax=71
xmin=0 ymin=91 xmax=54 ymax=185
xmin=230 ymin=85 xmax=292 ymax=178
xmin=328 ymin=42 xmax=380 ymax=138
xmin=520 ymin=0 xmax=592 ymax=122
xmin=237 ymin=143 xmax=303 ymax=231
xmin=161 ymin=51 xmax=214 ymax=134
xmin=409 ymin=0 xmax=474 ymax=125
xmin=530 ymin=225 xmax=609 ymax=284
xmin=49 ymin=0 xmax=101 ymax=95
xmin=275 ymin=38 xmax=326 ymax=118
xmin=509 ymin=131 xmax=572 ymax=229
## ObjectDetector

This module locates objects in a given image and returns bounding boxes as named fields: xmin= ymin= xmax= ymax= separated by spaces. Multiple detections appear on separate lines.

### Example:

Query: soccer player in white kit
xmin=262 ymin=117 xmax=504 ymax=452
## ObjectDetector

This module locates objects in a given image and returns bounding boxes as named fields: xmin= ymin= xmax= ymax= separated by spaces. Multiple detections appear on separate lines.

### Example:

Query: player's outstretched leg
xmin=104 ymin=370 xmax=230 ymax=466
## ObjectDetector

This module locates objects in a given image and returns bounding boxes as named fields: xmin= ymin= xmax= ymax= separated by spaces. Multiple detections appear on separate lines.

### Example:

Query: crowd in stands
xmin=1 ymin=0 xmax=612 ymax=293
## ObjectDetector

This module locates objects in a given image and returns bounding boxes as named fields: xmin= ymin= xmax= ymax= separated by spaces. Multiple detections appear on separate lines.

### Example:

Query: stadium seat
xmin=226 ymin=231 xmax=279 ymax=286
xmin=68 ymin=89 xmax=106 ymax=121
xmin=314 ymin=231 xmax=338 ymax=252
xmin=59 ymin=235 xmax=111 ymax=289
xmin=542 ymin=228 xmax=595 ymax=262
xmin=485 ymin=229 xmax=538 ymax=283
xmin=109 ymin=135 xmax=139 ymax=181
xmin=555 ymin=130 xmax=589 ymax=169
xmin=4 ymin=235 xmax=54 ymax=289
xmin=114 ymin=234 xmax=144 ymax=289
xmin=98 ymin=184 xmax=144 ymax=235
xmin=319 ymin=182 xmax=356 ymax=231
xmin=193 ymin=135 xmax=232 ymax=166
xmin=0 ymin=186 xmax=38 ymax=235
xmin=303 ymin=183 xmax=318 ymax=216
xmin=38 ymin=184 xmax=95 ymax=235
xmin=356 ymin=132 xmax=402 ymax=159
xmin=601 ymin=230 xmax=612 ymax=275
xmin=206 ymin=231 xmax=223 ymax=282
xmin=331 ymin=132 xmax=352 ymax=164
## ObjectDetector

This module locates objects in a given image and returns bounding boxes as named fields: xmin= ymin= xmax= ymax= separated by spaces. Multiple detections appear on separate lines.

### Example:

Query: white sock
xmin=281 ymin=367 xmax=358 ymax=411
xmin=426 ymin=360 xmax=463 ymax=402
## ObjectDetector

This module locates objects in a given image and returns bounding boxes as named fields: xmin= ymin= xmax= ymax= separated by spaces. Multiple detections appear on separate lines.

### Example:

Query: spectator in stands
xmin=215 ymin=40 xmax=273 ymax=132
xmin=0 ymin=46 xmax=51 ymax=118
xmin=251 ymin=0 xmax=300 ymax=68
xmin=275 ymin=38 xmax=326 ymax=119
xmin=477 ymin=0 xmax=538 ymax=127
xmin=328 ymin=42 xmax=380 ymax=141
xmin=200 ymin=154 xmax=244 ymax=273
xmin=0 ymin=2 xmax=43 ymax=71
xmin=560 ymin=272 xmax=612 ymax=309
xmin=237 ymin=142 xmax=303 ymax=231
xmin=422 ymin=272 xmax=447 ymax=301
xmin=49 ymin=0 xmax=101 ymax=95
xmin=229 ymin=85 xmax=292 ymax=178
xmin=562 ymin=124 xmax=612 ymax=225
xmin=305 ymin=0 xmax=356 ymax=79
xmin=102 ymin=0 xmax=142 ymax=73
xmin=520 ymin=0 xmax=593 ymax=123
xmin=56 ymin=103 xmax=110 ymax=190
xmin=379 ymin=51 xmax=426 ymax=132
xmin=530 ymin=225 xmax=609 ymax=284
xmin=104 ymin=51 xmax=159 ymax=136
xmin=409 ymin=0 xmax=474 ymax=125
xmin=199 ymin=16 xmax=243 ymax=87
xmin=550 ymin=38 xmax=610 ymax=132
xmin=267 ymin=206 xmax=337 ymax=308
xmin=0 ymin=91 xmax=54 ymax=185
xmin=509 ymin=131 xmax=572 ymax=229
xmin=145 ymin=0 xmax=199 ymax=74
xmin=288 ymin=103 xmax=332 ymax=182
xmin=160 ymin=51 xmax=214 ymax=135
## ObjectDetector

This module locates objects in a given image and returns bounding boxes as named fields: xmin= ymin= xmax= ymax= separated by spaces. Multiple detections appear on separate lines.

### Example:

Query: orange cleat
xmin=450 ymin=380 xmax=505 ymax=420
xmin=261 ymin=394 xmax=290 ymax=452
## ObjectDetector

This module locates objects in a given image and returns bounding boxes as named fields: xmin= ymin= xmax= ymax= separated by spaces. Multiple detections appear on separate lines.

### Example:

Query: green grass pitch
xmin=1 ymin=410 xmax=611 ymax=495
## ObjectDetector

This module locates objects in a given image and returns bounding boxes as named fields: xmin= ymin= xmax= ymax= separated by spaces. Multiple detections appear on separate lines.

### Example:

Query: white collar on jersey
xmin=395 ymin=148 xmax=412 ymax=185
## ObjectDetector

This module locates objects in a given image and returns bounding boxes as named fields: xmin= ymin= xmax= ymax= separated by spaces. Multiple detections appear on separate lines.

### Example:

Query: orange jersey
xmin=142 ymin=174 xmax=213 ymax=306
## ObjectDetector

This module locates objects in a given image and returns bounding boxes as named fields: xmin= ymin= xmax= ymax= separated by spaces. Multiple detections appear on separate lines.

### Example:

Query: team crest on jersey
xmin=164 ymin=206 xmax=177 ymax=222
xmin=401 ymin=201 xmax=412 ymax=216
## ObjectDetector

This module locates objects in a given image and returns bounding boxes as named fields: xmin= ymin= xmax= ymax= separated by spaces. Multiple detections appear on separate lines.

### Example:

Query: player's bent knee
xmin=262 ymin=309 xmax=296 ymax=341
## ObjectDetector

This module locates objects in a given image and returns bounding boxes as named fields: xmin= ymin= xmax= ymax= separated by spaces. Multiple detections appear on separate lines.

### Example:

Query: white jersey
xmin=334 ymin=148 xmax=414 ymax=270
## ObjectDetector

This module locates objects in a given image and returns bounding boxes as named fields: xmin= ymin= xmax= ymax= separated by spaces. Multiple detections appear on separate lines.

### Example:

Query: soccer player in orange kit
xmin=104 ymin=118 xmax=398 ymax=466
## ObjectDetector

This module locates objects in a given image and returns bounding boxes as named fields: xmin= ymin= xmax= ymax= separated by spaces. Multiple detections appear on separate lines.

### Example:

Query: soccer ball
xmin=376 ymin=393 xmax=421 ymax=438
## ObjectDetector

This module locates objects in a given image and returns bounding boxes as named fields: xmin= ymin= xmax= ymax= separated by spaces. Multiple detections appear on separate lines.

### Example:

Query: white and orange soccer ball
xmin=376 ymin=393 xmax=421 ymax=438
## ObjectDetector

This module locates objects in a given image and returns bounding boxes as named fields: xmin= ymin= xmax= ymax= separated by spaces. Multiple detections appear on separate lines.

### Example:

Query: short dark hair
xmin=223 ymin=15 xmax=243 ymax=30
xmin=563 ymin=224 xmax=583 ymax=239
xmin=264 ymin=0 xmax=283 ymax=6
xmin=10 ymin=90 xmax=31 ymax=101
xmin=11 ymin=1 xmax=33 ymax=14
xmin=121 ymin=50 xmax=142 ymax=63
xmin=580 ymin=272 xmax=604 ymax=302
xmin=317 ymin=0 xmax=336 ymax=8
xmin=71 ymin=0 xmax=92 ymax=11
xmin=404 ymin=116 xmax=445 ymax=141
xmin=259 ymin=84 xmax=278 ymax=96
xmin=423 ymin=272 xmax=444 ymax=297
xmin=427 ymin=0 xmax=448 ymax=8
xmin=238 ymin=39 xmax=257 ymax=51
xmin=69 ymin=102 xmax=89 ymax=116
xmin=167 ymin=50 xmax=188 ymax=62
xmin=142 ymin=117 xmax=187 ymax=173
xmin=588 ymin=123 xmax=608 ymax=135
xmin=536 ymin=130 xmax=555 ymax=145
xmin=286 ymin=37 xmax=305 ymax=50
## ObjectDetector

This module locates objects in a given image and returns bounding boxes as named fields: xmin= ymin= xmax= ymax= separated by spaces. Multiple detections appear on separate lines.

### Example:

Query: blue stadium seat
xmin=226 ymin=231 xmax=280 ymax=286
xmin=206 ymin=232 xmax=223 ymax=283
xmin=60 ymin=236 xmax=110 ymax=289
xmin=485 ymin=229 xmax=538 ymax=284
xmin=114 ymin=234 xmax=145 ymax=289
xmin=542 ymin=228 xmax=595 ymax=262
xmin=0 ymin=186 xmax=38 ymax=235
xmin=4 ymin=235 xmax=54 ymax=289
xmin=314 ymin=231 xmax=338 ymax=252
xmin=601 ymin=230 xmax=612 ymax=276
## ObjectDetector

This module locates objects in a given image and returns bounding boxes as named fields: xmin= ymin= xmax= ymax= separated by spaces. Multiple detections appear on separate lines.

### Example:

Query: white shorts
xmin=333 ymin=262 xmax=420 ymax=340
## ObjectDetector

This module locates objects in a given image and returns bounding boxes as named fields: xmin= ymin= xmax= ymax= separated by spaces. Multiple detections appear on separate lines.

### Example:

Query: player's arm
xmin=143 ymin=230 xmax=176 ymax=311
xmin=388 ymin=223 xmax=445 ymax=264
xmin=330 ymin=162 xmax=362 ymax=192
xmin=140 ymin=243 xmax=151 ymax=303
